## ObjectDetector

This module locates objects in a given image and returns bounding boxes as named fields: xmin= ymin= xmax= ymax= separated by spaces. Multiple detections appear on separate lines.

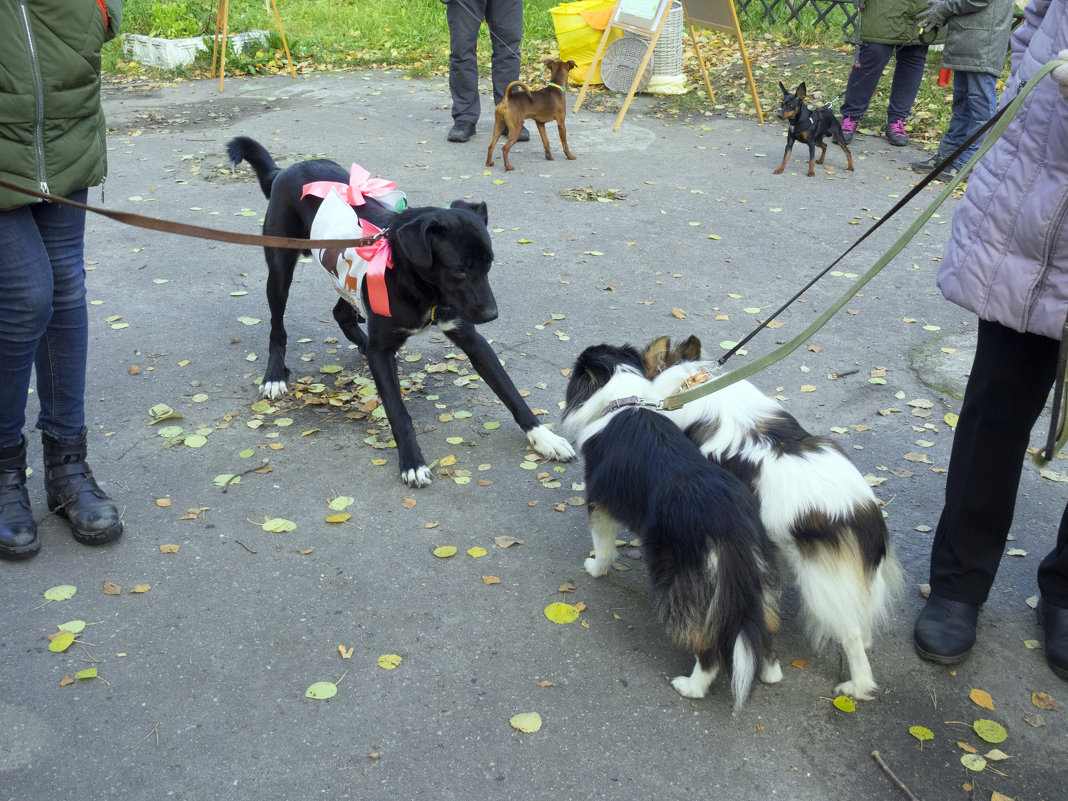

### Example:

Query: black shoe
xmin=447 ymin=120 xmax=476 ymax=143
xmin=914 ymin=592 xmax=979 ymax=665
xmin=885 ymin=119 xmax=909 ymax=146
xmin=1037 ymin=600 xmax=1068 ymax=681
xmin=504 ymin=125 xmax=530 ymax=142
xmin=910 ymin=155 xmax=959 ymax=183
xmin=43 ymin=429 xmax=122 ymax=545
xmin=0 ymin=436 xmax=39 ymax=560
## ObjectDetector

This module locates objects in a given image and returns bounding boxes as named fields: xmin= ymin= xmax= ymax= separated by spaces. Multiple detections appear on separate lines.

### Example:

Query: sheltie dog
xmin=643 ymin=335 xmax=903 ymax=700
xmin=563 ymin=344 xmax=782 ymax=712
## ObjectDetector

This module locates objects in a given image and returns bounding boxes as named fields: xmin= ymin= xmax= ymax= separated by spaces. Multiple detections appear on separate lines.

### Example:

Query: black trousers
xmin=446 ymin=0 xmax=523 ymax=124
xmin=930 ymin=319 xmax=1068 ymax=607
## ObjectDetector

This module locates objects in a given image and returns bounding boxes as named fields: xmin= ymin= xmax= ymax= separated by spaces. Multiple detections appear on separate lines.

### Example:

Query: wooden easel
xmin=572 ymin=0 xmax=763 ymax=128
xmin=573 ymin=0 xmax=674 ymax=131
xmin=681 ymin=0 xmax=763 ymax=123
xmin=213 ymin=0 xmax=297 ymax=92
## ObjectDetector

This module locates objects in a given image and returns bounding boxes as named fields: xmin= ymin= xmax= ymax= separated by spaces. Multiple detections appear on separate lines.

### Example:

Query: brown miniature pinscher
xmin=773 ymin=81 xmax=854 ymax=177
xmin=486 ymin=58 xmax=578 ymax=172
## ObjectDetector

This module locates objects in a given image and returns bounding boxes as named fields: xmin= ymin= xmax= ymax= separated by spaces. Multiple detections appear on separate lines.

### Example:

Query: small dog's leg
xmin=773 ymin=143 xmax=792 ymax=175
xmin=584 ymin=504 xmax=619 ymax=577
xmin=535 ymin=121 xmax=553 ymax=161
xmin=834 ymin=630 xmax=877 ymax=700
xmin=815 ymin=141 xmax=828 ymax=165
xmin=501 ymin=131 xmax=520 ymax=171
xmin=838 ymin=142 xmax=855 ymax=171
xmin=807 ymin=143 xmax=817 ymax=177
xmin=556 ymin=116 xmax=576 ymax=160
xmin=486 ymin=117 xmax=506 ymax=168
xmin=443 ymin=322 xmax=575 ymax=462
xmin=671 ymin=650 xmax=719 ymax=698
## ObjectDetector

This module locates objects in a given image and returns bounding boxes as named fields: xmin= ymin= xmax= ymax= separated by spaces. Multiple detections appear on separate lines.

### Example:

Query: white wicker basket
xmin=651 ymin=1 xmax=684 ymax=78
xmin=600 ymin=34 xmax=652 ymax=93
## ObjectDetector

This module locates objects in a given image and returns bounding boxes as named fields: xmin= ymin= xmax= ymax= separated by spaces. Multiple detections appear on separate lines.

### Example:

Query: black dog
xmin=773 ymin=82 xmax=854 ymax=177
xmin=226 ymin=137 xmax=575 ymax=487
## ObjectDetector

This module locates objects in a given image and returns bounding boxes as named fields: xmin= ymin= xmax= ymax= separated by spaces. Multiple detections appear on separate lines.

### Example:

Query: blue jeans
xmin=839 ymin=41 xmax=930 ymax=125
xmin=0 ymin=191 xmax=89 ymax=449
xmin=938 ymin=70 xmax=998 ymax=168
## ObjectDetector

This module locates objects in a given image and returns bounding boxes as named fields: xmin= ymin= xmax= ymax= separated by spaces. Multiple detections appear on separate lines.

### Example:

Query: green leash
xmin=663 ymin=59 xmax=1066 ymax=412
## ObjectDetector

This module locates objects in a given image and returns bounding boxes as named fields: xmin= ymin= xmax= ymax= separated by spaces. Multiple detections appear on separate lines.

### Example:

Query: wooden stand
xmin=573 ymin=0 xmax=763 ymax=128
xmin=213 ymin=0 xmax=297 ymax=92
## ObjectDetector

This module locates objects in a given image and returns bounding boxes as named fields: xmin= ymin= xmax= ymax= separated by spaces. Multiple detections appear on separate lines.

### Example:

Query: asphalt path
xmin=1 ymin=70 xmax=1064 ymax=801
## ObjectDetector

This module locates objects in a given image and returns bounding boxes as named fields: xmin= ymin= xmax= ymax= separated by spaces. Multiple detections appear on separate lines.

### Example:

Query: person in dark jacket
xmin=914 ymin=0 xmax=1068 ymax=682
xmin=442 ymin=0 xmax=528 ymax=143
xmin=910 ymin=0 xmax=1015 ymax=180
xmin=839 ymin=0 xmax=934 ymax=146
xmin=0 ymin=0 xmax=124 ymax=560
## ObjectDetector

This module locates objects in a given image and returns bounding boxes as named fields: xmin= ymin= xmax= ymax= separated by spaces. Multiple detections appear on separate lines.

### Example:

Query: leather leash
xmin=0 ymin=177 xmax=382 ymax=250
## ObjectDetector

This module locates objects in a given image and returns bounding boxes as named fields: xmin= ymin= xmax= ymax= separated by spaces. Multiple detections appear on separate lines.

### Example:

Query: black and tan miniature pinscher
xmin=486 ymin=58 xmax=577 ymax=171
xmin=773 ymin=82 xmax=854 ymax=177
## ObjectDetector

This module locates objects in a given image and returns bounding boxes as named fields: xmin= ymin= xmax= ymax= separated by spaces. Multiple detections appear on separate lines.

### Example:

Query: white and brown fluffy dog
xmin=643 ymin=336 xmax=903 ymax=700
xmin=563 ymin=344 xmax=782 ymax=711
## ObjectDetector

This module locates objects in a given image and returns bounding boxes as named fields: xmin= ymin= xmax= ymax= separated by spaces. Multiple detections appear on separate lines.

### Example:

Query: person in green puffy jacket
xmin=838 ymin=0 xmax=935 ymax=146
xmin=0 ymin=0 xmax=124 ymax=560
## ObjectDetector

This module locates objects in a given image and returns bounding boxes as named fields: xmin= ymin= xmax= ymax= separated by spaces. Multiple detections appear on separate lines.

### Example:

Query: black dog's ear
xmin=779 ymin=81 xmax=788 ymax=95
xmin=391 ymin=217 xmax=442 ymax=271
xmin=795 ymin=82 xmax=807 ymax=100
xmin=449 ymin=199 xmax=488 ymax=225
xmin=677 ymin=335 xmax=703 ymax=362
xmin=565 ymin=60 xmax=576 ymax=70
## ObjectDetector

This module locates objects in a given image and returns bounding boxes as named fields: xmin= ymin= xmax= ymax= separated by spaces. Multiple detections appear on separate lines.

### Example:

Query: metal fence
xmin=734 ymin=0 xmax=859 ymax=40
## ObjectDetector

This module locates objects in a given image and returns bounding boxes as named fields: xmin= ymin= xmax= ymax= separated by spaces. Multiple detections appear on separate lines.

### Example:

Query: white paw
xmin=401 ymin=465 xmax=434 ymax=488
xmin=261 ymin=380 xmax=288 ymax=399
xmin=834 ymin=678 xmax=877 ymax=701
xmin=527 ymin=425 xmax=576 ymax=462
xmin=760 ymin=660 xmax=783 ymax=684
xmin=671 ymin=675 xmax=707 ymax=699
xmin=584 ymin=556 xmax=609 ymax=577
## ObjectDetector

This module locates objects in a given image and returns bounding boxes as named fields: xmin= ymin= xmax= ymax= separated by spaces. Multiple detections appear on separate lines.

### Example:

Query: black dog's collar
xmin=600 ymin=396 xmax=663 ymax=416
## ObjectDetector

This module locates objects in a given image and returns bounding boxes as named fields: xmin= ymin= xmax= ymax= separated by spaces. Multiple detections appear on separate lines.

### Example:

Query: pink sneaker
xmin=886 ymin=119 xmax=908 ymax=146
xmin=839 ymin=116 xmax=857 ymax=144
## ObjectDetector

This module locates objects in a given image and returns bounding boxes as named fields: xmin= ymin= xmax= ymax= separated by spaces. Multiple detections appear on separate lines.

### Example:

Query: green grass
xmin=105 ymin=0 xmax=979 ymax=143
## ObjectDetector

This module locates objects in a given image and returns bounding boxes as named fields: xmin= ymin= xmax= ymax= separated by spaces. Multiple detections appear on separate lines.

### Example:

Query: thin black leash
xmin=718 ymin=100 xmax=1011 ymax=368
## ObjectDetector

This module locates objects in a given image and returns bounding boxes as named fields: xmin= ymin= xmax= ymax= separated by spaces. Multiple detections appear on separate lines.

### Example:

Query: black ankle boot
xmin=914 ymin=592 xmax=979 ymax=665
xmin=0 ymin=437 xmax=40 ymax=560
xmin=42 ymin=429 xmax=122 ymax=545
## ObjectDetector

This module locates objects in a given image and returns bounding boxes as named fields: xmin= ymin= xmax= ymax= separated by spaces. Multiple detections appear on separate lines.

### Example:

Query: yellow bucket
xmin=549 ymin=1 xmax=624 ymax=85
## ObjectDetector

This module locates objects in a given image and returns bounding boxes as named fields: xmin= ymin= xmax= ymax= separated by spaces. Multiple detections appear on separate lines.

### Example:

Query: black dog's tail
xmin=226 ymin=136 xmax=280 ymax=200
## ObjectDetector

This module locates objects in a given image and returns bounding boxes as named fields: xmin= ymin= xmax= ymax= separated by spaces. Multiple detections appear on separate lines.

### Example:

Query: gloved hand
xmin=916 ymin=0 xmax=949 ymax=33
xmin=1053 ymin=49 xmax=1068 ymax=103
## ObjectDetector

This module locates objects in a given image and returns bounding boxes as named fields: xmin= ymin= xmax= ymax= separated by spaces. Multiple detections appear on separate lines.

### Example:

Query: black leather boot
xmin=42 ymin=429 xmax=122 ymax=544
xmin=1038 ymin=600 xmax=1068 ymax=681
xmin=914 ymin=592 xmax=979 ymax=665
xmin=0 ymin=437 xmax=39 ymax=560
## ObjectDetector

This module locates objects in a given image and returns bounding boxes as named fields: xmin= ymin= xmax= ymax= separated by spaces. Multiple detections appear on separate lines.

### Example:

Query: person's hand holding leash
xmin=916 ymin=0 xmax=950 ymax=33
xmin=1053 ymin=49 xmax=1068 ymax=102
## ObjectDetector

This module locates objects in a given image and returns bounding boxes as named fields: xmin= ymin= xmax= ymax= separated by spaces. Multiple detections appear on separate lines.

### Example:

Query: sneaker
xmin=886 ymin=119 xmax=909 ymax=146
xmin=910 ymin=154 xmax=940 ymax=173
xmin=839 ymin=116 xmax=857 ymax=145
xmin=447 ymin=120 xmax=476 ymax=143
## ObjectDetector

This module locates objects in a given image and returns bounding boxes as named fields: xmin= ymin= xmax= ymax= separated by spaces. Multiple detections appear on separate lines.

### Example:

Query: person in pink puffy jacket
xmin=914 ymin=0 xmax=1068 ymax=682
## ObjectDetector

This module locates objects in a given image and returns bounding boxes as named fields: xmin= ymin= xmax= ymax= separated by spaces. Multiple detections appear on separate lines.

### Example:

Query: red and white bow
xmin=301 ymin=163 xmax=398 ymax=207
xmin=355 ymin=218 xmax=393 ymax=317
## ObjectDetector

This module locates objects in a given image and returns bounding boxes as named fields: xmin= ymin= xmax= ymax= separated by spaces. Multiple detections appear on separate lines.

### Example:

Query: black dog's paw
xmin=401 ymin=464 xmax=434 ymax=488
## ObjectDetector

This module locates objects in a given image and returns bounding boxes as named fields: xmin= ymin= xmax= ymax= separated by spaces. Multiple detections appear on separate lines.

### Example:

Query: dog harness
xmin=303 ymin=164 xmax=406 ymax=318
xmin=307 ymin=188 xmax=393 ymax=318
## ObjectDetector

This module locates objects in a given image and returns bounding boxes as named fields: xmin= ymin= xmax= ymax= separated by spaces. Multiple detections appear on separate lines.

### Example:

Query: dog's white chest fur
xmin=310 ymin=189 xmax=371 ymax=317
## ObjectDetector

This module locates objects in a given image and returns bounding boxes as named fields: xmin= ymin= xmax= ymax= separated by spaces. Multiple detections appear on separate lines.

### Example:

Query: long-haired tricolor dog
xmin=643 ymin=335 xmax=903 ymax=700
xmin=563 ymin=344 xmax=782 ymax=711
xmin=226 ymin=136 xmax=574 ymax=488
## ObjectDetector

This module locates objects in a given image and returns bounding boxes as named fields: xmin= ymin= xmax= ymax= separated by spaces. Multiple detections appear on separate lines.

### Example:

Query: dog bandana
xmin=308 ymin=189 xmax=393 ymax=317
